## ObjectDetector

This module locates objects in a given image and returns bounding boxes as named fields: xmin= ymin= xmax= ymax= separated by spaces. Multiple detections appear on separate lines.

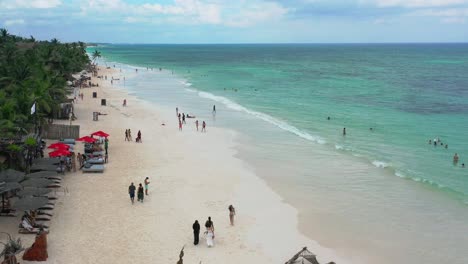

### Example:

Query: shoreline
xmin=0 ymin=65 xmax=344 ymax=263
xmin=99 ymin=58 xmax=468 ymax=264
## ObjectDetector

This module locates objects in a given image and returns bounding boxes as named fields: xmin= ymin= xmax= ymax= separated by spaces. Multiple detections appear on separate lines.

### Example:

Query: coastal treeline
xmin=0 ymin=28 xmax=89 ymax=137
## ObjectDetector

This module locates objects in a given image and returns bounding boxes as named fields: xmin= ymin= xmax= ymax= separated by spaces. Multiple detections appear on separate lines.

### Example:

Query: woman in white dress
xmin=205 ymin=216 xmax=215 ymax=247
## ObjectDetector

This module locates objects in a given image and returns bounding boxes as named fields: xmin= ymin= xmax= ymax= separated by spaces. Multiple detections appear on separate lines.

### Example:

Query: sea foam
xmin=197 ymin=91 xmax=326 ymax=144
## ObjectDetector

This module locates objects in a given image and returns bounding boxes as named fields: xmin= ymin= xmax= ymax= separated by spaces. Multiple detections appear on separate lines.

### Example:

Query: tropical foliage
xmin=0 ymin=28 xmax=89 ymax=138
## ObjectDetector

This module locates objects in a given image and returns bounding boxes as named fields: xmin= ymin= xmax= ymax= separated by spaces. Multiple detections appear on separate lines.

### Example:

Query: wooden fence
xmin=42 ymin=124 xmax=80 ymax=140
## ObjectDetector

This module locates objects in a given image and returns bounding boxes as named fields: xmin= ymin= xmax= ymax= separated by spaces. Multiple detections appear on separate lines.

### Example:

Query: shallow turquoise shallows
xmin=90 ymin=44 xmax=468 ymax=264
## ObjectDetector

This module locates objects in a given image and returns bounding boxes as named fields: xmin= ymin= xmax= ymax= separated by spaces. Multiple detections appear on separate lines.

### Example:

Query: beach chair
xmin=0 ymin=208 xmax=17 ymax=217
xmin=87 ymin=157 xmax=105 ymax=164
xmin=60 ymin=138 xmax=75 ymax=145
xmin=82 ymin=164 xmax=105 ymax=173
xmin=20 ymin=217 xmax=49 ymax=229
xmin=19 ymin=219 xmax=49 ymax=234
xmin=39 ymin=203 xmax=55 ymax=211
xmin=92 ymin=151 xmax=105 ymax=156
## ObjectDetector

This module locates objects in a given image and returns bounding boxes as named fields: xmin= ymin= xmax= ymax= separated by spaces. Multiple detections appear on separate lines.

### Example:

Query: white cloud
xmin=79 ymin=0 xmax=286 ymax=27
xmin=225 ymin=2 xmax=289 ymax=27
xmin=407 ymin=7 xmax=468 ymax=24
xmin=441 ymin=17 xmax=466 ymax=23
xmin=1 ymin=0 xmax=61 ymax=9
xmin=3 ymin=19 xmax=25 ymax=26
xmin=373 ymin=0 xmax=468 ymax=8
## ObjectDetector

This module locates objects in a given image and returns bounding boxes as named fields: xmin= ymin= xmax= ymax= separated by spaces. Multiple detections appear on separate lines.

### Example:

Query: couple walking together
xmin=128 ymin=177 xmax=150 ymax=204
xmin=193 ymin=217 xmax=215 ymax=247
xmin=192 ymin=205 xmax=236 ymax=247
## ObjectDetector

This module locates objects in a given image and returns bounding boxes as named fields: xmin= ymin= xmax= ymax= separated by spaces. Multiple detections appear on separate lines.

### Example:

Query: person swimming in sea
xmin=453 ymin=153 xmax=459 ymax=165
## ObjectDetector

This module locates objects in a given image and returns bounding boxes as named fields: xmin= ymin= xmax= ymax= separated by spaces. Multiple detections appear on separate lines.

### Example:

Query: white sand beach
xmin=1 ymin=67 xmax=347 ymax=264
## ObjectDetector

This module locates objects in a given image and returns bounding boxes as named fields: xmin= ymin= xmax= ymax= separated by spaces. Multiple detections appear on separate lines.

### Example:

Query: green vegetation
xmin=0 ymin=28 xmax=90 ymax=138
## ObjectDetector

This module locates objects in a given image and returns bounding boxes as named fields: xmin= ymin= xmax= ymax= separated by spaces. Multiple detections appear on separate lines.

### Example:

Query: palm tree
xmin=92 ymin=50 xmax=101 ymax=64
xmin=0 ymin=28 xmax=8 ymax=39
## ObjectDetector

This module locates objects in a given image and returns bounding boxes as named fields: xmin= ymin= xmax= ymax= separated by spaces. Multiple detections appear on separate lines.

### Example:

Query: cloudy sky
xmin=1 ymin=0 xmax=468 ymax=43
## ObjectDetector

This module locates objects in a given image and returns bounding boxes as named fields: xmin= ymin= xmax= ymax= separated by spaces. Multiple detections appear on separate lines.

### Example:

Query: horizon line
xmin=86 ymin=41 xmax=468 ymax=45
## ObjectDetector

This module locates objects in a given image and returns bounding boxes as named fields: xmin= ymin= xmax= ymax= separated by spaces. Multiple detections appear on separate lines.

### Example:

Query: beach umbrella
xmin=49 ymin=149 xmax=71 ymax=157
xmin=25 ymin=171 xmax=60 ymax=179
xmin=0 ymin=182 xmax=22 ymax=212
xmin=77 ymin=136 xmax=96 ymax=143
xmin=47 ymin=143 xmax=70 ymax=149
xmin=33 ymin=158 xmax=59 ymax=166
xmin=0 ymin=169 xmax=25 ymax=182
xmin=30 ymin=163 xmax=59 ymax=172
xmin=21 ymin=178 xmax=54 ymax=188
xmin=0 ymin=169 xmax=24 ymax=182
xmin=10 ymin=196 xmax=49 ymax=211
xmin=91 ymin=131 xmax=109 ymax=138
xmin=0 ymin=182 xmax=22 ymax=193
xmin=17 ymin=187 xmax=51 ymax=197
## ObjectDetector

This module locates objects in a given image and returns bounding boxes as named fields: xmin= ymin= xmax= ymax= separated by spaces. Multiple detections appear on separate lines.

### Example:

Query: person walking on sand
xmin=193 ymin=220 xmax=200 ymax=245
xmin=202 ymin=121 xmax=206 ymax=132
xmin=125 ymin=129 xmax=129 ymax=141
xmin=205 ymin=216 xmax=214 ymax=247
xmin=144 ymin=177 xmax=150 ymax=195
xmin=128 ymin=183 xmax=136 ymax=204
xmin=228 ymin=205 xmax=236 ymax=226
xmin=104 ymin=138 xmax=109 ymax=154
xmin=137 ymin=183 xmax=144 ymax=203
xmin=179 ymin=119 xmax=183 ymax=131
xmin=128 ymin=129 xmax=132 ymax=141
xmin=195 ymin=120 xmax=199 ymax=131
xmin=182 ymin=113 xmax=186 ymax=124
xmin=137 ymin=130 xmax=142 ymax=143
xmin=123 ymin=99 xmax=126 ymax=107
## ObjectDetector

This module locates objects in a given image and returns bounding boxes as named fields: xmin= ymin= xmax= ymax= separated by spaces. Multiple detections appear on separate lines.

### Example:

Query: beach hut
xmin=285 ymin=247 xmax=330 ymax=264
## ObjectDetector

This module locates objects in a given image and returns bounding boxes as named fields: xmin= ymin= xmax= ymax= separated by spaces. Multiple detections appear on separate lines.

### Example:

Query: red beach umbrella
xmin=76 ymin=136 xmax=96 ymax=143
xmin=48 ymin=149 xmax=71 ymax=157
xmin=47 ymin=143 xmax=70 ymax=149
xmin=91 ymin=131 xmax=109 ymax=138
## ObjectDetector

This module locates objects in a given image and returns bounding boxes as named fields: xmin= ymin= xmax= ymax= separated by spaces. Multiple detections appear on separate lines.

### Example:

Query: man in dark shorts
xmin=128 ymin=183 xmax=136 ymax=204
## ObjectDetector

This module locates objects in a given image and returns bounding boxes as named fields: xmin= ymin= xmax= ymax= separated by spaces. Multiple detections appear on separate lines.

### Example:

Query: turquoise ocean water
xmin=90 ymin=44 xmax=468 ymax=264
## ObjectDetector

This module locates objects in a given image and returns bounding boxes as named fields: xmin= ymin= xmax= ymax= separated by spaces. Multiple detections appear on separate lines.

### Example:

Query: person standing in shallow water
xmin=453 ymin=153 xmax=459 ymax=165
xmin=195 ymin=120 xmax=199 ymax=131
xmin=343 ymin=127 xmax=346 ymax=136
xmin=202 ymin=121 xmax=206 ymax=132
xmin=137 ymin=183 xmax=144 ymax=203
xmin=193 ymin=220 xmax=200 ymax=245
xmin=128 ymin=183 xmax=136 ymax=204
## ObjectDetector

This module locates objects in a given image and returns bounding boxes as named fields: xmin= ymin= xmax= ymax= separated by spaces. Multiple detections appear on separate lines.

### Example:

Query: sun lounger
xmin=82 ymin=164 xmax=105 ymax=173
xmin=19 ymin=227 xmax=49 ymax=234
xmin=0 ymin=209 xmax=17 ymax=217
xmin=39 ymin=204 xmax=55 ymax=211
xmin=20 ymin=218 xmax=49 ymax=229
xmin=60 ymin=138 xmax=75 ymax=145
xmin=35 ymin=214 xmax=52 ymax=221
xmin=87 ymin=157 xmax=104 ymax=164
xmin=47 ymin=183 xmax=62 ymax=188
xmin=37 ymin=210 xmax=53 ymax=217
